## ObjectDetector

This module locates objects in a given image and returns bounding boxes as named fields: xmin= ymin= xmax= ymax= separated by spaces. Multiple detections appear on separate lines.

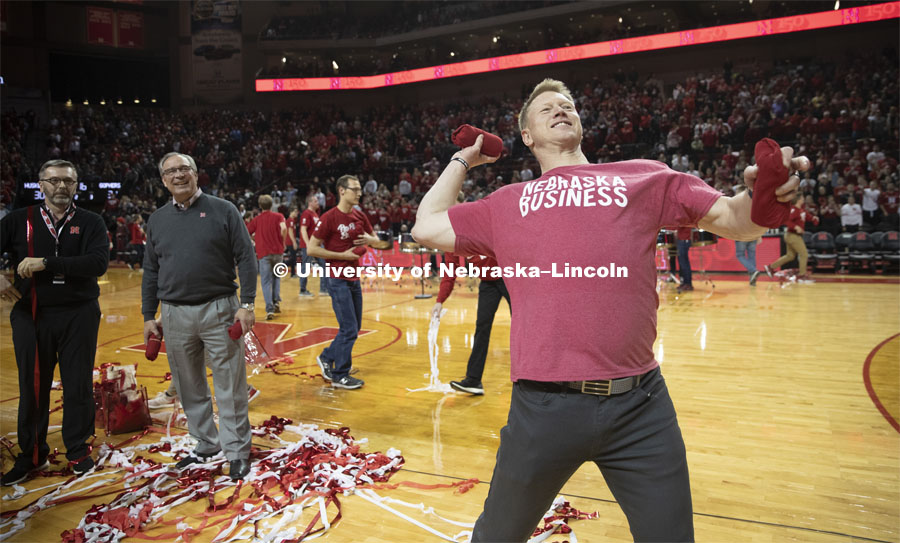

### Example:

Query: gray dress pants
xmin=161 ymin=296 xmax=251 ymax=461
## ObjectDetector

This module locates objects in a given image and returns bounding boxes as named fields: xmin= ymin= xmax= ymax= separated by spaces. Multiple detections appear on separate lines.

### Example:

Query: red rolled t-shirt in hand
xmin=452 ymin=125 xmax=504 ymax=158
xmin=145 ymin=324 xmax=163 ymax=360
xmin=312 ymin=207 xmax=374 ymax=282
xmin=448 ymin=160 xmax=721 ymax=382
xmin=228 ymin=321 xmax=243 ymax=340
xmin=750 ymin=138 xmax=791 ymax=228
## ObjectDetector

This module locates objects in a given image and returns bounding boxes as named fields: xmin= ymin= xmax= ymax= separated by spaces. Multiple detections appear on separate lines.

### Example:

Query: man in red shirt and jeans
xmin=308 ymin=175 xmax=380 ymax=390
xmin=247 ymin=195 xmax=286 ymax=320
xmin=413 ymin=78 xmax=807 ymax=542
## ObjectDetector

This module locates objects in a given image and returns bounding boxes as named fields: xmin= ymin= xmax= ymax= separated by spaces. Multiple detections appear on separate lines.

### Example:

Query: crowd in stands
xmin=262 ymin=1 xmax=560 ymax=42
xmin=259 ymin=1 xmax=860 ymax=78
xmin=2 ymin=48 xmax=898 ymax=267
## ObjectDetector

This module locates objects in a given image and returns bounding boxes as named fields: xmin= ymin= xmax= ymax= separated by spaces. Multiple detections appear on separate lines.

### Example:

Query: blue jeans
xmin=734 ymin=240 xmax=757 ymax=273
xmin=472 ymin=368 xmax=692 ymax=542
xmin=299 ymin=249 xmax=327 ymax=293
xmin=258 ymin=254 xmax=283 ymax=313
xmin=676 ymin=240 xmax=692 ymax=287
xmin=321 ymin=279 xmax=362 ymax=379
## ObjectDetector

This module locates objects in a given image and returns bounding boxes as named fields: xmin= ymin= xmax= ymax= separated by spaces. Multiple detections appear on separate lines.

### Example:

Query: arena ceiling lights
xmin=256 ymin=2 xmax=899 ymax=93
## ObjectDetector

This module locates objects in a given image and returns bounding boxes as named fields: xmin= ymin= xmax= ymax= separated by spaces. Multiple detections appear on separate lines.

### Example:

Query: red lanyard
xmin=25 ymin=206 xmax=41 ymax=465
xmin=38 ymin=204 xmax=76 ymax=257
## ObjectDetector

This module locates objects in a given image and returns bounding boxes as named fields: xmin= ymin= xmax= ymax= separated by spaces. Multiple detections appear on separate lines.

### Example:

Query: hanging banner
xmin=87 ymin=7 xmax=115 ymax=46
xmin=191 ymin=0 xmax=242 ymax=103
xmin=116 ymin=11 xmax=144 ymax=48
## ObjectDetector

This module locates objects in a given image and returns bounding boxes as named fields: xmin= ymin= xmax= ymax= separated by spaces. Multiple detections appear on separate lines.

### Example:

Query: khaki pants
xmin=771 ymin=231 xmax=808 ymax=275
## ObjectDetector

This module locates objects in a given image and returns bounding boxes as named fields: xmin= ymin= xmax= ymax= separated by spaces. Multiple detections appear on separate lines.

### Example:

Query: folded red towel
xmin=451 ymin=125 xmax=503 ymax=158
xmin=750 ymin=138 xmax=792 ymax=228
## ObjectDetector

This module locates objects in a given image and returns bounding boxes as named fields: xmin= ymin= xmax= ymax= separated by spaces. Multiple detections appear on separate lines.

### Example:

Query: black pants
xmin=465 ymin=279 xmax=510 ymax=382
xmin=130 ymin=243 xmax=144 ymax=268
xmin=472 ymin=368 xmax=693 ymax=542
xmin=10 ymin=300 xmax=100 ymax=466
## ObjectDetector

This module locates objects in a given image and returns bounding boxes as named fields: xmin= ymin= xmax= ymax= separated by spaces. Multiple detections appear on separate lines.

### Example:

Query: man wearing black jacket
xmin=0 ymin=160 xmax=109 ymax=485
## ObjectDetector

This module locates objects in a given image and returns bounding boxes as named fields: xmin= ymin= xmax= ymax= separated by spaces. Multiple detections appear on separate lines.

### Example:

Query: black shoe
xmin=316 ymin=354 xmax=333 ymax=382
xmin=1 ymin=459 xmax=49 ymax=486
xmin=332 ymin=375 xmax=364 ymax=389
xmin=749 ymin=270 xmax=760 ymax=286
xmin=273 ymin=303 xmax=281 ymax=313
xmin=675 ymin=284 xmax=694 ymax=293
xmin=266 ymin=312 xmax=275 ymax=320
xmin=228 ymin=459 xmax=251 ymax=481
xmin=450 ymin=377 xmax=484 ymax=395
xmin=764 ymin=264 xmax=774 ymax=278
xmin=176 ymin=452 xmax=219 ymax=469
xmin=72 ymin=456 xmax=94 ymax=476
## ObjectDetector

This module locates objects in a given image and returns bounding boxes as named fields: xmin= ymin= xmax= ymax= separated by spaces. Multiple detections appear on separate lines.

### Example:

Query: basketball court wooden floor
xmin=0 ymin=269 xmax=897 ymax=542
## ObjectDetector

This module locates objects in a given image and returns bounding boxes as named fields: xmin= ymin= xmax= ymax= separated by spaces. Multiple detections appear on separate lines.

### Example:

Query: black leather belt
xmin=519 ymin=368 xmax=656 ymax=396
xmin=556 ymin=374 xmax=644 ymax=395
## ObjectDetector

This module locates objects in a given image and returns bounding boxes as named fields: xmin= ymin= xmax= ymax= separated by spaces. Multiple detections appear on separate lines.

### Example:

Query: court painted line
xmin=863 ymin=333 xmax=900 ymax=433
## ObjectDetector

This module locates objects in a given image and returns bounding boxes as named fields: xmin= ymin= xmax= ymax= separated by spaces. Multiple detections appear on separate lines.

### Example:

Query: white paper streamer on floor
xmin=407 ymin=309 xmax=452 ymax=393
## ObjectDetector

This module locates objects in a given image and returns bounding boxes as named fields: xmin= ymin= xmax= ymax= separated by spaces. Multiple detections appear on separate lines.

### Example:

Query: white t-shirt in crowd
xmin=841 ymin=203 xmax=863 ymax=226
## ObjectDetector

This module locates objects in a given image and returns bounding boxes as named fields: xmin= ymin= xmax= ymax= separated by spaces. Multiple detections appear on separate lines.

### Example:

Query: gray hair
xmin=158 ymin=152 xmax=198 ymax=177
xmin=38 ymin=159 xmax=78 ymax=179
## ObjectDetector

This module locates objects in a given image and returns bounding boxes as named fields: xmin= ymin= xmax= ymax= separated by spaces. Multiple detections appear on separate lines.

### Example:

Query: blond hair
xmin=258 ymin=194 xmax=274 ymax=210
xmin=518 ymin=78 xmax=575 ymax=132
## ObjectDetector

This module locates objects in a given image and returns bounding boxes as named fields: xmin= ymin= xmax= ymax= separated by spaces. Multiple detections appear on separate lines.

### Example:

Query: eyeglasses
xmin=162 ymin=165 xmax=194 ymax=178
xmin=40 ymin=177 xmax=78 ymax=187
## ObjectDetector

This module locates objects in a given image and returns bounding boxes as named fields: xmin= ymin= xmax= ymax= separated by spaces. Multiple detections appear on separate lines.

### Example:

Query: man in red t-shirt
xmin=128 ymin=215 xmax=146 ymax=270
xmin=298 ymin=195 xmax=326 ymax=296
xmin=246 ymin=195 xmax=286 ymax=320
xmin=308 ymin=175 xmax=379 ymax=390
xmin=412 ymin=78 xmax=808 ymax=542
xmin=285 ymin=207 xmax=299 ymax=278
xmin=879 ymin=182 xmax=899 ymax=228
xmin=431 ymin=194 xmax=510 ymax=395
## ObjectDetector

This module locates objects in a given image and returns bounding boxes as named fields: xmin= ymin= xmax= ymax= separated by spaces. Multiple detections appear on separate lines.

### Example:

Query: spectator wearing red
xmin=247 ymin=194 xmax=287 ymax=320
xmin=285 ymin=207 xmax=299 ymax=278
xmin=430 ymin=194 xmax=509 ymax=396
xmin=879 ymin=183 xmax=899 ymax=227
xmin=765 ymin=194 xmax=813 ymax=280
xmin=308 ymin=175 xmax=379 ymax=390
xmin=298 ymin=194 xmax=325 ymax=296
xmin=128 ymin=215 xmax=146 ymax=270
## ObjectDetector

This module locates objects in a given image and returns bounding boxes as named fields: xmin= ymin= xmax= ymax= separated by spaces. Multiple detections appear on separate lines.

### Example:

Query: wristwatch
xmin=240 ymin=302 xmax=255 ymax=311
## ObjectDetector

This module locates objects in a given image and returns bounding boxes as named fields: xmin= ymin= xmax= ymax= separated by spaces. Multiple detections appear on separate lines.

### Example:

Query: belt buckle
xmin=581 ymin=380 xmax=612 ymax=395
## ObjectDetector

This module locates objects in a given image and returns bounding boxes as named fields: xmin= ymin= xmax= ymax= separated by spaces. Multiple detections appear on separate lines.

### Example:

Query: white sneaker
xmin=148 ymin=390 xmax=179 ymax=409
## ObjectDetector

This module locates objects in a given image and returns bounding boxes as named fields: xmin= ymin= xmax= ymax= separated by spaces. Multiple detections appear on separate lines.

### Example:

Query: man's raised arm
xmin=413 ymin=135 xmax=497 ymax=252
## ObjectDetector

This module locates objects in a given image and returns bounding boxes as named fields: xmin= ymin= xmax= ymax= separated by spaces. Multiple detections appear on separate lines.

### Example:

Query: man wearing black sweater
xmin=141 ymin=152 xmax=257 ymax=481
xmin=0 ymin=159 xmax=109 ymax=486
